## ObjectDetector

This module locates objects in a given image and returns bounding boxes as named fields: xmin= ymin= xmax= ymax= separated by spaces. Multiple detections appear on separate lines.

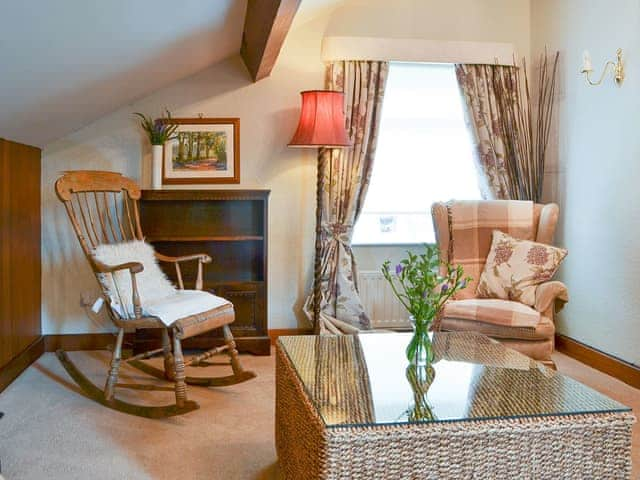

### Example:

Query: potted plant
xmin=133 ymin=110 xmax=178 ymax=189
xmin=382 ymin=244 xmax=470 ymax=366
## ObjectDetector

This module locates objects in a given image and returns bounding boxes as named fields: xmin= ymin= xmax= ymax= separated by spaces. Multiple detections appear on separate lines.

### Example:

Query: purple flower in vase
xmin=441 ymin=284 xmax=449 ymax=293
xmin=395 ymin=264 xmax=403 ymax=276
xmin=153 ymin=118 xmax=165 ymax=134
xmin=459 ymin=279 xmax=467 ymax=289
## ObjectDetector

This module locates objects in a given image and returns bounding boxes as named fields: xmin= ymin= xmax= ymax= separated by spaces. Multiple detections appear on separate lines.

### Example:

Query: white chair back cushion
xmin=93 ymin=240 xmax=176 ymax=318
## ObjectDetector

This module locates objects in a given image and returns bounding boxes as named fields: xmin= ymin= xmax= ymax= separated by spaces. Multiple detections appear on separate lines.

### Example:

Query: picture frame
xmin=162 ymin=117 xmax=240 ymax=184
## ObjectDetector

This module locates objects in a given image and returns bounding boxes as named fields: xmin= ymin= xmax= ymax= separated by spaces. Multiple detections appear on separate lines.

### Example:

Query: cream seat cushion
xmin=144 ymin=290 xmax=231 ymax=327
xmin=441 ymin=315 xmax=554 ymax=341
xmin=443 ymin=298 xmax=541 ymax=329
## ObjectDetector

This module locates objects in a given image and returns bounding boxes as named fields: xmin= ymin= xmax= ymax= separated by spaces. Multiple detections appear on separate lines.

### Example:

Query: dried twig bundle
xmin=492 ymin=50 xmax=560 ymax=201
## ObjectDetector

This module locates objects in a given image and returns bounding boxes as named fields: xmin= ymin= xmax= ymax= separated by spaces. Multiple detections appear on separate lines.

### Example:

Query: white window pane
xmin=353 ymin=62 xmax=481 ymax=245
xmin=352 ymin=212 xmax=436 ymax=245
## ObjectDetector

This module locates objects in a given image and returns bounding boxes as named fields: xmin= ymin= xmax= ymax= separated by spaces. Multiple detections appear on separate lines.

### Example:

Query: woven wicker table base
xmin=275 ymin=344 xmax=634 ymax=480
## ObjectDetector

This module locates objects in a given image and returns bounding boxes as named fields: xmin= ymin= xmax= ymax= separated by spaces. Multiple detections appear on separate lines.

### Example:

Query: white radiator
xmin=357 ymin=270 xmax=411 ymax=330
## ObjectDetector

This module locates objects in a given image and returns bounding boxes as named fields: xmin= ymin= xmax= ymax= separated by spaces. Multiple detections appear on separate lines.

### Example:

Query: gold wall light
xmin=581 ymin=48 xmax=625 ymax=86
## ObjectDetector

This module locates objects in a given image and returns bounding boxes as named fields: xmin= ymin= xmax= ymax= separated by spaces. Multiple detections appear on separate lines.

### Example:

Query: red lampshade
xmin=288 ymin=90 xmax=351 ymax=147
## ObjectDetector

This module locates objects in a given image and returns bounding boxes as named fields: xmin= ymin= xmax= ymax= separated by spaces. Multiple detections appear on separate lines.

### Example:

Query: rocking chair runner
xmin=55 ymin=170 xmax=256 ymax=418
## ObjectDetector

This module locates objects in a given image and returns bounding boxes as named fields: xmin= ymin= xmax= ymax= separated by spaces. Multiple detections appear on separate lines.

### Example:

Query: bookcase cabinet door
xmin=212 ymin=282 xmax=266 ymax=337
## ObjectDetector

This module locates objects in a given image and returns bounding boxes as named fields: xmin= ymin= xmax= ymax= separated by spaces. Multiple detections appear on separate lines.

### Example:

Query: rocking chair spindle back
xmin=56 ymin=170 xmax=142 ymax=251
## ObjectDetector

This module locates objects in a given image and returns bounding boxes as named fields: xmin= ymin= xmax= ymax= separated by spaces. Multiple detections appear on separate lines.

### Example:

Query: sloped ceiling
xmin=0 ymin=0 xmax=247 ymax=147
xmin=0 ymin=0 xmax=350 ymax=147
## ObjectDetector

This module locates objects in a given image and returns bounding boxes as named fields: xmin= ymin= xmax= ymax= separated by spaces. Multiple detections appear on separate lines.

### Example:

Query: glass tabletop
xmin=277 ymin=331 xmax=631 ymax=428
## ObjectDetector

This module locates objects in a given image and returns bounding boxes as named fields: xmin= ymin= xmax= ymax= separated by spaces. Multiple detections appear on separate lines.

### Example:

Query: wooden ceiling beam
xmin=240 ymin=0 xmax=302 ymax=82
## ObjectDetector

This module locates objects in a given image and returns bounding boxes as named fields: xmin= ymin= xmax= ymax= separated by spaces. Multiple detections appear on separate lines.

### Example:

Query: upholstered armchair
xmin=431 ymin=201 xmax=568 ymax=367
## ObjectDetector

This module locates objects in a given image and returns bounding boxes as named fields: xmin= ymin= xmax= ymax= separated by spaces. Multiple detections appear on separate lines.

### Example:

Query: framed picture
xmin=162 ymin=117 xmax=240 ymax=184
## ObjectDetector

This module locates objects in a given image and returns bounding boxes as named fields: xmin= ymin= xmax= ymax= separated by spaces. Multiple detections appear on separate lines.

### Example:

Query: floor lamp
xmin=288 ymin=90 xmax=351 ymax=334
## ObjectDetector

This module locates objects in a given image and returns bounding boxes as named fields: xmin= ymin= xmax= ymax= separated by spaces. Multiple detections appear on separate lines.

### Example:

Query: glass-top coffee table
xmin=275 ymin=332 xmax=635 ymax=479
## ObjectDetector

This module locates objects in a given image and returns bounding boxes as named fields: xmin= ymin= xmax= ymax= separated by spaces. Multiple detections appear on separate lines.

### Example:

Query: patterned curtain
xmin=304 ymin=60 xmax=389 ymax=334
xmin=455 ymin=64 xmax=518 ymax=200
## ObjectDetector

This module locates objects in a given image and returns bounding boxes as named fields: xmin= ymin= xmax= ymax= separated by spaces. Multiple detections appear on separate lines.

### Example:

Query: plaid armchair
xmin=431 ymin=200 xmax=568 ymax=367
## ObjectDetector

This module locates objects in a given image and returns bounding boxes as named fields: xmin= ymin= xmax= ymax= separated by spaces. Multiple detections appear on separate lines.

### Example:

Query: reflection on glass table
xmin=277 ymin=332 xmax=630 ymax=428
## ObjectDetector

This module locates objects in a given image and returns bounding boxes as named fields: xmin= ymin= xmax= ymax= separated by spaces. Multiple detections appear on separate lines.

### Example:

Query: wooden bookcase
xmin=138 ymin=189 xmax=270 ymax=355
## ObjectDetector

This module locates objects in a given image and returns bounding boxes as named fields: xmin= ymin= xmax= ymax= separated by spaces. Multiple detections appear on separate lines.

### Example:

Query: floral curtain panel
xmin=455 ymin=64 xmax=518 ymax=200
xmin=304 ymin=60 xmax=389 ymax=334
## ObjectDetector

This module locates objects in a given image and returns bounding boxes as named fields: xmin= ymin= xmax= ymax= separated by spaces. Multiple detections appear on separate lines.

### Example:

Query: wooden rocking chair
xmin=55 ymin=170 xmax=256 ymax=418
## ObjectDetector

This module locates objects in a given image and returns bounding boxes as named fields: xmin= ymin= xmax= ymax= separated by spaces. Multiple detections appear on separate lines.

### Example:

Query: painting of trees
xmin=171 ymin=131 xmax=228 ymax=170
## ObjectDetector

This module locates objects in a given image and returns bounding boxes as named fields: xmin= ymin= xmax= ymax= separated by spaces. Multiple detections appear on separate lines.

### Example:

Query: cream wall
xmin=532 ymin=0 xmax=640 ymax=365
xmin=41 ymin=0 xmax=531 ymax=334
xmin=325 ymin=0 xmax=530 ymax=61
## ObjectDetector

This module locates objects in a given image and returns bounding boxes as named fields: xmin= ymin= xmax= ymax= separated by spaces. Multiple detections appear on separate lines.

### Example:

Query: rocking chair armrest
xmin=92 ymin=259 xmax=144 ymax=318
xmin=155 ymin=252 xmax=212 ymax=264
xmin=93 ymin=259 xmax=144 ymax=275
xmin=155 ymin=252 xmax=210 ymax=291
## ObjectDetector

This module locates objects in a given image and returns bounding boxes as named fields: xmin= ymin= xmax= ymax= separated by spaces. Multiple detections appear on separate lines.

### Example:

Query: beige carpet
xmin=0 ymin=349 xmax=637 ymax=479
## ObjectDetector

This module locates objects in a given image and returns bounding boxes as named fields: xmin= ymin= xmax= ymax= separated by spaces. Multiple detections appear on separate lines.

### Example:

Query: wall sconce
xmin=581 ymin=48 xmax=625 ymax=86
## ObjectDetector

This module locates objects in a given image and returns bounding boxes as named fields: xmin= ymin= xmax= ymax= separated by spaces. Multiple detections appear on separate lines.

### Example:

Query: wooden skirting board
xmin=44 ymin=330 xmax=313 ymax=353
xmin=0 ymin=336 xmax=44 ymax=393
xmin=0 ymin=330 xmax=311 ymax=394
xmin=5 ymin=332 xmax=636 ymax=394
xmin=555 ymin=334 xmax=640 ymax=389
xmin=269 ymin=328 xmax=313 ymax=345
xmin=44 ymin=333 xmax=135 ymax=352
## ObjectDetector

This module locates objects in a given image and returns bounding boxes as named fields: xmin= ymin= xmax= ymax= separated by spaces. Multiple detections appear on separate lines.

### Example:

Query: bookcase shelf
xmin=138 ymin=189 xmax=270 ymax=355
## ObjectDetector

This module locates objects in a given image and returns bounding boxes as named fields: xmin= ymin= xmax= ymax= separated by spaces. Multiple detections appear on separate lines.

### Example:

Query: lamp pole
xmin=312 ymin=153 xmax=324 ymax=334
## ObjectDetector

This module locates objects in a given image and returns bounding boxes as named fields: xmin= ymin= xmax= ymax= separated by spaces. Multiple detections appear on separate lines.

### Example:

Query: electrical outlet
xmin=80 ymin=292 xmax=94 ymax=308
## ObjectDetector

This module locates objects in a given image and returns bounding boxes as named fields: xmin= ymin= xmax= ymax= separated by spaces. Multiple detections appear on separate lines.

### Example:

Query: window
xmin=352 ymin=62 xmax=481 ymax=245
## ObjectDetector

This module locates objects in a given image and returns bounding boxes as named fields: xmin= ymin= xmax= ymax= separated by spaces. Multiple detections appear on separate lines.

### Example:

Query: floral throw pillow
xmin=476 ymin=230 xmax=567 ymax=306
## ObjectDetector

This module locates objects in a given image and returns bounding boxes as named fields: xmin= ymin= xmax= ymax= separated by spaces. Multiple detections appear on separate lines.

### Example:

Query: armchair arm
xmin=154 ymin=252 xmax=211 ymax=290
xmin=92 ymin=259 xmax=144 ymax=319
xmin=534 ymin=280 xmax=568 ymax=316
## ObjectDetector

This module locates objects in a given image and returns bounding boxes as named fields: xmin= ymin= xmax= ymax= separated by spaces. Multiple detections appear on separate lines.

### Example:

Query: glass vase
xmin=406 ymin=315 xmax=435 ymax=367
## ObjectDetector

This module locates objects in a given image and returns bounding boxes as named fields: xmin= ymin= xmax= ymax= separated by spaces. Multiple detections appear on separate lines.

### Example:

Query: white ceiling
xmin=0 ymin=0 xmax=247 ymax=147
